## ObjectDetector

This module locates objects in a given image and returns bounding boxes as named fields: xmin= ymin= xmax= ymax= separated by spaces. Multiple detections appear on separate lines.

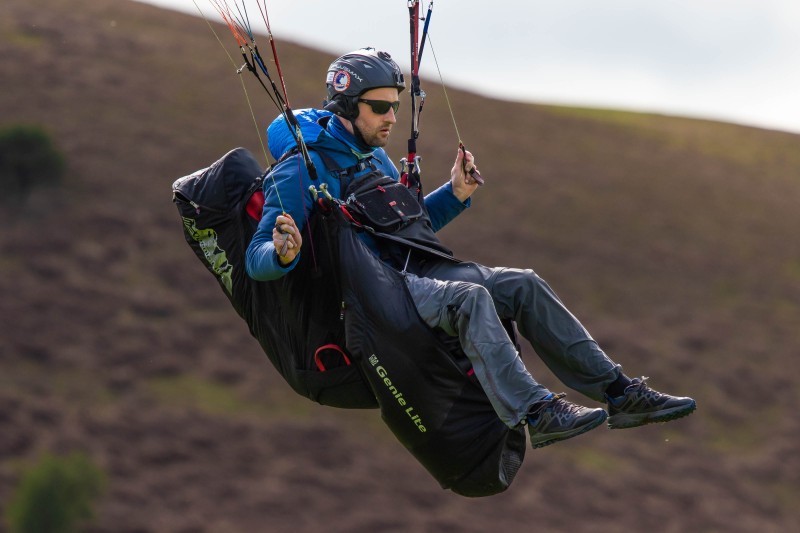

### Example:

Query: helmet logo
xmin=332 ymin=70 xmax=351 ymax=92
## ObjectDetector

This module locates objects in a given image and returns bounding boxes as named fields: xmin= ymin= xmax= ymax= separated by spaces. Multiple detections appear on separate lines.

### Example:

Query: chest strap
xmin=276 ymin=146 xmax=375 ymax=195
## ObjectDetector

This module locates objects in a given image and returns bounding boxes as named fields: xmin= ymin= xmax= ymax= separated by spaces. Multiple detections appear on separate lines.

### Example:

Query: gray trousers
xmin=403 ymin=261 xmax=620 ymax=427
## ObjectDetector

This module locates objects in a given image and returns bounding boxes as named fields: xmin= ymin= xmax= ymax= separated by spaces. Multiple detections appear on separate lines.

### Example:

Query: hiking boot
xmin=606 ymin=377 xmax=696 ymax=429
xmin=527 ymin=393 xmax=607 ymax=449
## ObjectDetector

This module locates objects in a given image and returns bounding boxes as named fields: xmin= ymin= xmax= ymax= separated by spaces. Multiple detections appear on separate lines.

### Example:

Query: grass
xmin=706 ymin=409 xmax=779 ymax=455
xmin=146 ymin=375 xmax=251 ymax=416
xmin=144 ymin=374 xmax=340 ymax=423
xmin=569 ymin=448 xmax=623 ymax=474
xmin=542 ymin=102 xmax=800 ymax=171
xmin=0 ymin=28 xmax=45 ymax=48
xmin=1 ymin=361 xmax=117 ymax=410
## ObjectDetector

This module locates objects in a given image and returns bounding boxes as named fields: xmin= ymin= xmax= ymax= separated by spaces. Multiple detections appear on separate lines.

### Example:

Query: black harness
xmin=280 ymin=145 xmax=458 ymax=267
xmin=321 ymin=150 xmax=457 ymax=265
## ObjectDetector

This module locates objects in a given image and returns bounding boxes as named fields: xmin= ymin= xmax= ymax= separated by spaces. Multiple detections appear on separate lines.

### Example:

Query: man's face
xmin=352 ymin=87 xmax=400 ymax=147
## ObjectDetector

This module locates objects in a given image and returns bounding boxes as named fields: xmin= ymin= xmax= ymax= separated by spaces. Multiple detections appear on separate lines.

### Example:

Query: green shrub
xmin=0 ymin=125 xmax=66 ymax=203
xmin=5 ymin=452 xmax=106 ymax=533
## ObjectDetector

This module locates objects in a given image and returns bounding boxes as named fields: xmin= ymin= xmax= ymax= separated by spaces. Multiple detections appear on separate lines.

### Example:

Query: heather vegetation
xmin=1 ymin=0 xmax=798 ymax=531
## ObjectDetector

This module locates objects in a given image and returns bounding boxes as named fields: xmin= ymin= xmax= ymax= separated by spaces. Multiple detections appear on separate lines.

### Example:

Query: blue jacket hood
xmin=267 ymin=108 xmax=343 ymax=160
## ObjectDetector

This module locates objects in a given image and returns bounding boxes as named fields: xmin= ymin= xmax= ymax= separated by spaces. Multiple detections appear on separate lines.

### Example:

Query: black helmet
xmin=323 ymin=48 xmax=405 ymax=120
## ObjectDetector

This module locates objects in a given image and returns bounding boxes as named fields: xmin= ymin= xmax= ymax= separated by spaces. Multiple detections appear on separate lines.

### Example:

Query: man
xmin=246 ymin=48 xmax=696 ymax=449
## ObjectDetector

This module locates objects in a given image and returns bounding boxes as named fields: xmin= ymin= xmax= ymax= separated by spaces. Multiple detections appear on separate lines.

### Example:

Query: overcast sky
xmin=139 ymin=0 xmax=800 ymax=134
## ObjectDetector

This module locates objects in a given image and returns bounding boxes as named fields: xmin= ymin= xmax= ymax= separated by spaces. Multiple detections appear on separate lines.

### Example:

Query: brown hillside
xmin=1 ymin=0 xmax=799 ymax=531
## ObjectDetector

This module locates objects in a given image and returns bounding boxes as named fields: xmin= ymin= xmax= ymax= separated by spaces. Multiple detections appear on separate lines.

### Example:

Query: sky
xmin=138 ymin=0 xmax=800 ymax=134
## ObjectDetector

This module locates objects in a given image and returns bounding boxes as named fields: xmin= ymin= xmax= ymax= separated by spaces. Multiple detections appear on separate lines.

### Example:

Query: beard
xmin=354 ymin=119 xmax=392 ymax=148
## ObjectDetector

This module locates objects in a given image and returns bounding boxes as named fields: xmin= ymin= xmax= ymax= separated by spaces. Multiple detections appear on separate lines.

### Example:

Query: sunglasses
xmin=358 ymin=99 xmax=400 ymax=115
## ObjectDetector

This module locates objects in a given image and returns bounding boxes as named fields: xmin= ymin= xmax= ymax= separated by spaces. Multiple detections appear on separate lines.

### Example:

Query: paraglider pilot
xmin=246 ymin=48 xmax=696 ymax=449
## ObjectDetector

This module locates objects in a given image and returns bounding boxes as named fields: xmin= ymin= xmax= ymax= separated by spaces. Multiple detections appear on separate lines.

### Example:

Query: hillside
xmin=1 ymin=0 xmax=799 ymax=531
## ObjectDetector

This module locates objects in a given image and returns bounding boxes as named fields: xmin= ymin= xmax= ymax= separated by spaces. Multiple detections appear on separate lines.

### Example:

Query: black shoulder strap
xmin=285 ymin=146 xmax=378 ymax=200
xmin=314 ymin=150 xmax=376 ymax=180
xmin=276 ymin=146 xmax=375 ymax=182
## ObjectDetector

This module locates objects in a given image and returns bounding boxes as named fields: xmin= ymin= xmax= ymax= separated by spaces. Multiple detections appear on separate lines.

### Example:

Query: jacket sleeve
xmin=424 ymin=181 xmax=471 ymax=233
xmin=245 ymin=157 xmax=311 ymax=281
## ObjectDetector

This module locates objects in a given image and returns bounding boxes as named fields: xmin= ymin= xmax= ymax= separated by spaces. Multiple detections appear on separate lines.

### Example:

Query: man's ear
xmin=323 ymin=95 xmax=358 ymax=120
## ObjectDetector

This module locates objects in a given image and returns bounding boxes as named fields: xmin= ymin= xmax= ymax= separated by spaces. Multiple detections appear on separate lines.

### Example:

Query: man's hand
xmin=273 ymin=213 xmax=302 ymax=265
xmin=450 ymin=147 xmax=480 ymax=202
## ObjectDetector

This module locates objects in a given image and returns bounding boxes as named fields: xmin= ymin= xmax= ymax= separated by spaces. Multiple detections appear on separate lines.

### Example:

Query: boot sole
xmin=530 ymin=410 xmax=608 ymax=449
xmin=607 ymin=400 xmax=697 ymax=429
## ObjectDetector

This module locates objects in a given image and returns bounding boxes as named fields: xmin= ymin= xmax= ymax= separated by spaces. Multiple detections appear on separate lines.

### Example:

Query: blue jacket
xmin=245 ymin=108 xmax=469 ymax=281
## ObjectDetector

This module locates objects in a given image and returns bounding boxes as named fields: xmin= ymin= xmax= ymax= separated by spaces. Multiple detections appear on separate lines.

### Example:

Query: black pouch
xmin=345 ymin=171 xmax=424 ymax=233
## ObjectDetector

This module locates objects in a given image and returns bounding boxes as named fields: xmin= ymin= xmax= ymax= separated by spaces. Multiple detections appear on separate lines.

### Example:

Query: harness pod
xmin=327 ymin=203 xmax=527 ymax=496
xmin=172 ymin=148 xmax=526 ymax=496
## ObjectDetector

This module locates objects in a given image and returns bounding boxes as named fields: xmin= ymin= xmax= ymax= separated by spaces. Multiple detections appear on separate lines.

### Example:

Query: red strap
xmin=314 ymin=344 xmax=351 ymax=372
xmin=339 ymin=205 xmax=359 ymax=225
